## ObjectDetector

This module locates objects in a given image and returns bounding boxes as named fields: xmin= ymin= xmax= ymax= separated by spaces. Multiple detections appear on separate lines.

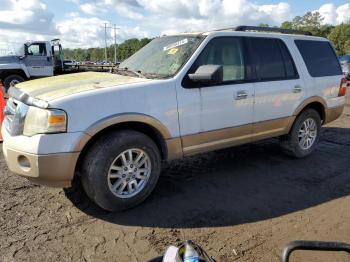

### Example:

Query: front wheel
xmin=81 ymin=130 xmax=161 ymax=211
xmin=280 ymin=109 xmax=321 ymax=158
xmin=3 ymin=74 xmax=25 ymax=93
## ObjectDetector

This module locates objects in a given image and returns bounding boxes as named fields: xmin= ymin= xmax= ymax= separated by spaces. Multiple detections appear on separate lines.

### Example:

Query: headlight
xmin=23 ymin=107 xmax=67 ymax=136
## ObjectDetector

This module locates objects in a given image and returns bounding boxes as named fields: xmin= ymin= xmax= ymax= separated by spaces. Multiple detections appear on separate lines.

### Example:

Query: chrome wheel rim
xmin=10 ymin=79 xmax=20 ymax=87
xmin=298 ymin=118 xmax=317 ymax=150
xmin=107 ymin=148 xmax=151 ymax=198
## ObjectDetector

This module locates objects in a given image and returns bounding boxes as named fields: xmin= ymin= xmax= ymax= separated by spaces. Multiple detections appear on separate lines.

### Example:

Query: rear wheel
xmin=81 ymin=130 xmax=161 ymax=211
xmin=3 ymin=74 xmax=25 ymax=93
xmin=280 ymin=109 xmax=321 ymax=158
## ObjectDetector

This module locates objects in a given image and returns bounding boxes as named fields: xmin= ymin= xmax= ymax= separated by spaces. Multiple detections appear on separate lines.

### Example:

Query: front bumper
xmin=3 ymin=143 xmax=79 ymax=187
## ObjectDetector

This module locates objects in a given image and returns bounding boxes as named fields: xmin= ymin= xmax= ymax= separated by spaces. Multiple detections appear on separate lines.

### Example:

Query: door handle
xmin=235 ymin=91 xmax=248 ymax=100
xmin=293 ymin=85 xmax=302 ymax=93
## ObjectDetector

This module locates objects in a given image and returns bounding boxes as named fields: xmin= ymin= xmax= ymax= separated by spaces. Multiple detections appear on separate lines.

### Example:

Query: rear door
xmin=294 ymin=40 xmax=344 ymax=109
xmin=248 ymin=37 xmax=306 ymax=138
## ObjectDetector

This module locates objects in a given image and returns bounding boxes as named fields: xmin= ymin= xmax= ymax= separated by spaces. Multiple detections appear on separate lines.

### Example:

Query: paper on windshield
xmin=163 ymin=39 xmax=188 ymax=51
xmin=167 ymin=48 xmax=178 ymax=55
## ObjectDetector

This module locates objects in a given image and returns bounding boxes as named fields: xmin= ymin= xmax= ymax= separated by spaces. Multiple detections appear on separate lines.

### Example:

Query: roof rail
xmin=212 ymin=25 xmax=312 ymax=36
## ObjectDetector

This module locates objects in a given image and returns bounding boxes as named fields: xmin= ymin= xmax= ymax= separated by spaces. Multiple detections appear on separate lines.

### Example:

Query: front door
xmin=176 ymin=37 xmax=255 ymax=155
xmin=23 ymin=42 xmax=53 ymax=77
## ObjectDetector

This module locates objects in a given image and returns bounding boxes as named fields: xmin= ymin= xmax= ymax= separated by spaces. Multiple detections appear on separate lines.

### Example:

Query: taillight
xmin=338 ymin=78 xmax=347 ymax=97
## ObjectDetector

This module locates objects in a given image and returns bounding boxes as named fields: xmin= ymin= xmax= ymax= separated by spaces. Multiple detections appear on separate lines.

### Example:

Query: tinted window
xmin=295 ymin=40 xmax=342 ymax=77
xmin=280 ymin=42 xmax=298 ymax=77
xmin=250 ymin=38 xmax=297 ymax=80
xmin=194 ymin=37 xmax=245 ymax=81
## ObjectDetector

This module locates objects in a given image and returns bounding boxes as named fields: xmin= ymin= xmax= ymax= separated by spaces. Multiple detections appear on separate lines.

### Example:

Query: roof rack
xmin=212 ymin=25 xmax=312 ymax=36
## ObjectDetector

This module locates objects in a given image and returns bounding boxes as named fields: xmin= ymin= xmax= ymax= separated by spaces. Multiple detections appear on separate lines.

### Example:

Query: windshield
xmin=0 ymin=42 xmax=23 ymax=57
xmin=119 ymin=35 xmax=204 ymax=78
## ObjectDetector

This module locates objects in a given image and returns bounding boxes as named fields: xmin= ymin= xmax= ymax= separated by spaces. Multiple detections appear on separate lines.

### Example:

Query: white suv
xmin=2 ymin=26 xmax=347 ymax=211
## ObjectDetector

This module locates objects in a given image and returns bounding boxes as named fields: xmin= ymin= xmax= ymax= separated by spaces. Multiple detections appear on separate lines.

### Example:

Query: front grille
xmin=4 ymin=98 xmax=28 ymax=136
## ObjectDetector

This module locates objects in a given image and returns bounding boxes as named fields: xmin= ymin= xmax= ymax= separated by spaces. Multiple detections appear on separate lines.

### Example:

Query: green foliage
xmin=281 ymin=21 xmax=293 ymax=29
xmin=328 ymin=23 xmax=350 ymax=55
xmin=258 ymin=23 xmax=269 ymax=27
xmin=63 ymin=38 xmax=152 ymax=62
xmin=292 ymin=12 xmax=324 ymax=29
xmin=280 ymin=11 xmax=349 ymax=54
xmin=117 ymin=38 xmax=152 ymax=61
xmin=281 ymin=11 xmax=334 ymax=37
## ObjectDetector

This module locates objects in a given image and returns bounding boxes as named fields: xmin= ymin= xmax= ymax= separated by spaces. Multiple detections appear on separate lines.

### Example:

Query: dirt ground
xmin=1 ymin=101 xmax=350 ymax=262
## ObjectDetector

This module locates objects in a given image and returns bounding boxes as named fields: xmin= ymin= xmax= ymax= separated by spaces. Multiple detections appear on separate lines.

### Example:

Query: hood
xmin=0 ymin=56 xmax=20 ymax=64
xmin=14 ymin=72 xmax=151 ymax=102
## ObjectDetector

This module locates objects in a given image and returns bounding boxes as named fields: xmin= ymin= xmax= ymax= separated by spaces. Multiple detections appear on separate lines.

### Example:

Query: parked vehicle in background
xmin=0 ymin=39 xmax=64 ymax=92
xmin=0 ymin=39 xmax=116 ymax=92
xmin=2 ymin=26 xmax=347 ymax=211
xmin=96 ymin=61 xmax=113 ymax=65
xmin=340 ymin=54 xmax=350 ymax=74
xmin=63 ymin=59 xmax=78 ymax=68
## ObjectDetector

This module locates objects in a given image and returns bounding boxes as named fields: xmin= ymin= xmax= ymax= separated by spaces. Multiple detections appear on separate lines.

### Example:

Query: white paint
xmin=3 ymin=30 xmax=345 ymax=156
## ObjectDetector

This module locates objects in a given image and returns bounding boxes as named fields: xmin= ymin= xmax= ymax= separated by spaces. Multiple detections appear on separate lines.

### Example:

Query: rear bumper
xmin=324 ymin=105 xmax=344 ymax=124
xmin=3 ymin=143 xmax=78 ymax=187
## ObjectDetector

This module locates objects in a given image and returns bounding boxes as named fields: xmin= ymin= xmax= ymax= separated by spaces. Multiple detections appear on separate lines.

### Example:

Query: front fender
xmin=0 ymin=63 xmax=30 ymax=78
xmin=85 ymin=113 xmax=172 ymax=139
xmin=73 ymin=113 xmax=183 ymax=161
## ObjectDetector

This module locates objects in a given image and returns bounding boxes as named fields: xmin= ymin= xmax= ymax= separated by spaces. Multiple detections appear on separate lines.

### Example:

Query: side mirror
xmin=188 ymin=65 xmax=223 ymax=85
xmin=282 ymin=241 xmax=350 ymax=262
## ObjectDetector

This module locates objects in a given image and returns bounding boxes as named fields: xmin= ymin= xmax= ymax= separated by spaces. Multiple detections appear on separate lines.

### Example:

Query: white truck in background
xmin=0 ymin=39 xmax=114 ymax=93
xmin=0 ymin=39 xmax=66 ymax=92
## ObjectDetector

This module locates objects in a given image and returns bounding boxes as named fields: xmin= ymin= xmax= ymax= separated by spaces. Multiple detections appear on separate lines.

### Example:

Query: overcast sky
xmin=0 ymin=0 xmax=349 ymax=49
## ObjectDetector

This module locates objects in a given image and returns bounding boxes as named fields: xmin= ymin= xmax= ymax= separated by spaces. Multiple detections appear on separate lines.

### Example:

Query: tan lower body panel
xmin=175 ymin=105 xmax=344 ymax=158
xmin=3 ymin=143 xmax=79 ymax=188
xmin=252 ymin=116 xmax=295 ymax=141
xmin=166 ymin=138 xmax=183 ymax=160
xmin=182 ymin=124 xmax=252 ymax=156
xmin=324 ymin=105 xmax=344 ymax=124
xmin=180 ymin=116 xmax=294 ymax=156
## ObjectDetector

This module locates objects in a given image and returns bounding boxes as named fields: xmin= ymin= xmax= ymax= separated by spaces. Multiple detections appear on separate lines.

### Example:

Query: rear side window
xmin=249 ymin=38 xmax=298 ymax=80
xmin=295 ymin=40 xmax=342 ymax=77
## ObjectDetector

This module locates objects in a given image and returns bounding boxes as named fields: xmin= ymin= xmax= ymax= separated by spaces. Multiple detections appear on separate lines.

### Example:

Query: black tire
xmin=81 ymin=130 xmax=161 ymax=212
xmin=3 ymin=74 xmax=25 ymax=92
xmin=280 ymin=109 xmax=321 ymax=158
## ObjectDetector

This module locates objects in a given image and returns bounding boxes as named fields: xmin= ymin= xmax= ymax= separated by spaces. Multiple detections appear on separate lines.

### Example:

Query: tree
xmin=281 ymin=12 xmax=349 ymax=54
xmin=62 ymin=38 xmax=152 ymax=62
xmin=328 ymin=23 xmax=350 ymax=55
xmin=258 ymin=23 xmax=269 ymax=27
xmin=281 ymin=11 xmax=333 ymax=38
xmin=281 ymin=21 xmax=293 ymax=29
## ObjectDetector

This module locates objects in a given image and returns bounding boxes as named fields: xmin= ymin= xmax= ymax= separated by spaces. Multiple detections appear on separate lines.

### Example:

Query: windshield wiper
xmin=141 ymin=72 xmax=171 ymax=79
xmin=116 ymin=67 xmax=146 ymax=78
xmin=116 ymin=67 xmax=170 ymax=79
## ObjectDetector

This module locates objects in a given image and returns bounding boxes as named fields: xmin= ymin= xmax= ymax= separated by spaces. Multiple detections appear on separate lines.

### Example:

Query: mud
xmin=1 ymin=104 xmax=350 ymax=262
